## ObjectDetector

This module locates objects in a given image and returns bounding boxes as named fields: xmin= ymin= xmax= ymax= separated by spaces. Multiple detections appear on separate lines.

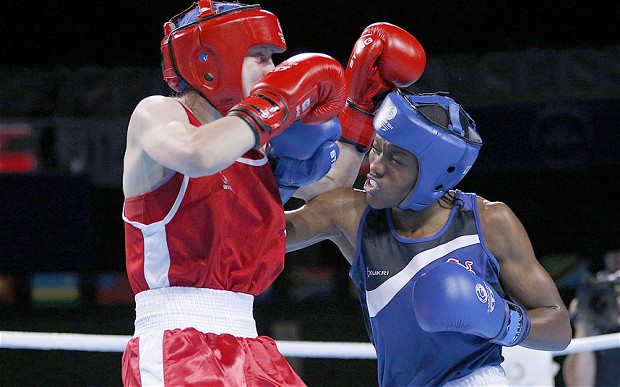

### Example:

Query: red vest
xmin=123 ymin=104 xmax=285 ymax=295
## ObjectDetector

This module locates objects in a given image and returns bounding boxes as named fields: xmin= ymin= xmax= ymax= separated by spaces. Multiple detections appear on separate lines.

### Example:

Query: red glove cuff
xmin=338 ymin=102 xmax=376 ymax=153
xmin=228 ymin=92 xmax=289 ymax=148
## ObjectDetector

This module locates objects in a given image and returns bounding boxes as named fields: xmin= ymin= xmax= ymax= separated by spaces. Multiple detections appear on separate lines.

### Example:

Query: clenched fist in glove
xmin=340 ymin=23 xmax=426 ymax=152
xmin=412 ymin=262 xmax=531 ymax=347
xmin=269 ymin=118 xmax=341 ymax=203
xmin=228 ymin=53 xmax=346 ymax=148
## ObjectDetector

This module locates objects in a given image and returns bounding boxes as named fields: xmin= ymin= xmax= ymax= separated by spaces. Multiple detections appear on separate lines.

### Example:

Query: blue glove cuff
xmin=492 ymin=301 xmax=531 ymax=347
xmin=278 ymin=185 xmax=298 ymax=204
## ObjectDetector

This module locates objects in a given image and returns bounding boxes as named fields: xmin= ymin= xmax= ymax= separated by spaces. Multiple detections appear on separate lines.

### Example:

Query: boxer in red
xmin=121 ymin=1 xmax=346 ymax=385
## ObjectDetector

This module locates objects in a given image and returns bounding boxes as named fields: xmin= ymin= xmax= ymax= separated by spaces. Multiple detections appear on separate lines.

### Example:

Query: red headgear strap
xmin=198 ymin=0 xmax=215 ymax=16
xmin=161 ymin=1 xmax=286 ymax=115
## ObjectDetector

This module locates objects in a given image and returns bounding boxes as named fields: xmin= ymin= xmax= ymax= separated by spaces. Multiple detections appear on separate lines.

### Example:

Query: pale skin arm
xmin=123 ymin=95 xmax=256 ymax=197
xmin=478 ymin=197 xmax=572 ymax=351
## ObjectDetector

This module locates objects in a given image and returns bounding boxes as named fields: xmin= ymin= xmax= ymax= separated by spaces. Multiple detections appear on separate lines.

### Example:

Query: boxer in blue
xmin=286 ymin=89 xmax=571 ymax=386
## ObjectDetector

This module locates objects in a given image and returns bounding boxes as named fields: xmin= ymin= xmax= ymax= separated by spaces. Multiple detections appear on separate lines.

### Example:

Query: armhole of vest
xmin=122 ymin=174 xmax=189 ymax=229
xmin=470 ymin=192 xmax=501 ymax=274
xmin=177 ymin=100 xmax=202 ymax=126
xmin=355 ymin=206 xmax=372 ymax=252
xmin=350 ymin=206 xmax=373 ymax=274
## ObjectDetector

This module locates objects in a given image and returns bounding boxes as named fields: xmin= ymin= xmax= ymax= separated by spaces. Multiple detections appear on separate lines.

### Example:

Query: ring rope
xmin=0 ymin=330 xmax=617 ymax=358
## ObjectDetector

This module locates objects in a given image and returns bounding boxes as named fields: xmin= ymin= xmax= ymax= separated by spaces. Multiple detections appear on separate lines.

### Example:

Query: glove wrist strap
xmin=338 ymin=100 xmax=375 ymax=153
xmin=492 ymin=301 xmax=531 ymax=347
xmin=228 ymin=92 xmax=289 ymax=148
xmin=278 ymin=186 xmax=298 ymax=204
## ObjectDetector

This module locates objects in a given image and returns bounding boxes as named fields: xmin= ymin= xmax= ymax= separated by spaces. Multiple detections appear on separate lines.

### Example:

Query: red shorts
xmin=122 ymin=327 xmax=306 ymax=386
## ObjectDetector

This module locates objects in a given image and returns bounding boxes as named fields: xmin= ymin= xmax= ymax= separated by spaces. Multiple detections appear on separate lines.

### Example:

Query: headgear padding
xmin=161 ymin=1 xmax=287 ymax=115
xmin=373 ymin=90 xmax=482 ymax=211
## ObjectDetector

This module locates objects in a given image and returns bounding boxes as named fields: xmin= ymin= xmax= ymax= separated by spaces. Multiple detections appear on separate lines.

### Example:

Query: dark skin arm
xmin=477 ymin=196 xmax=571 ymax=350
xmin=286 ymin=187 xmax=366 ymax=264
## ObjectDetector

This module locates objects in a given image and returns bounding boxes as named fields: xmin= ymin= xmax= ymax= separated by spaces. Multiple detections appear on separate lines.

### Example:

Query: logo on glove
xmin=475 ymin=282 xmax=496 ymax=314
xmin=349 ymin=36 xmax=374 ymax=69
xmin=329 ymin=149 xmax=337 ymax=163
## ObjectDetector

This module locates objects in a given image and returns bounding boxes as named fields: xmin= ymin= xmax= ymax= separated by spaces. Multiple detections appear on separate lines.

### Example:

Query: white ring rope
xmin=0 ymin=330 xmax=617 ymax=358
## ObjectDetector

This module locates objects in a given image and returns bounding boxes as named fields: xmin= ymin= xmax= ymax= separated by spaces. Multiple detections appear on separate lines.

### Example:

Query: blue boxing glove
xmin=269 ymin=118 xmax=341 ymax=203
xmin=412 ymin=262 xmax=531 ymax=347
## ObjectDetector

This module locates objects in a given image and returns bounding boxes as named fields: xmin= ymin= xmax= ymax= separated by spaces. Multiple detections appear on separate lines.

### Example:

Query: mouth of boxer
xmin=364 ymin=176 xmax=379 ymax=193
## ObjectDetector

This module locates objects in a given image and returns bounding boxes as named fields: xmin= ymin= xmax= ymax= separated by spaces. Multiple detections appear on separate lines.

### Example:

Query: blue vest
xmin=350 ymin=190 xmax=504 ymax=386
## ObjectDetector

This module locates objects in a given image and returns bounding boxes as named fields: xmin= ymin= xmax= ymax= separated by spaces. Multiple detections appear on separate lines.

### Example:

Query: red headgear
xmin=161 ymin=1 xmax=287 ymax=115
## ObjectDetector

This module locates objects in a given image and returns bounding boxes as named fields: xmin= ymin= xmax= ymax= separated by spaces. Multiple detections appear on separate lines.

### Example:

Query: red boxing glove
xmin=228 ymin=53 xmax=347 ymax=148
xmin=340 ymin=22 xmax=426 ymax=152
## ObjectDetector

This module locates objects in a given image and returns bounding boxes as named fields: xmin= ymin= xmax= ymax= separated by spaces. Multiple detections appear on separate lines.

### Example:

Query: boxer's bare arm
xmin=477 ymin=196 xmax=571 ymax=350
xmin=286 ymin=187 xmax=366 ymax=264
xmin=123 ymin=95 xmax=255 ymax=197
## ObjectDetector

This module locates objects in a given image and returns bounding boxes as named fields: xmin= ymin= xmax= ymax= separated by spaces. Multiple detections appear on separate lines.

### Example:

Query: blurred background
xmin=0 ymin=0 xmax=618 ymax=385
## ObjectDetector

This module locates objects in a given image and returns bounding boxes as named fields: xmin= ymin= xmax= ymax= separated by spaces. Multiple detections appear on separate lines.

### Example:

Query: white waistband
xmin=134 ymin=287 xmax=257 ymax=338
xmin=443 ymin=365 xmax=508 ymax=387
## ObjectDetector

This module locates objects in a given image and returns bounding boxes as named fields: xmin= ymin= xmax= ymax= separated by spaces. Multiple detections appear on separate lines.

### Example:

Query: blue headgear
xmin=373 ymin=90 xmax=482 ymax=211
